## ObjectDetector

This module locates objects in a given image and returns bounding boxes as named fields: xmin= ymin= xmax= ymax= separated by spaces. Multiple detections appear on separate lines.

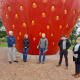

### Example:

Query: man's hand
xmin=13 ymin=44 xmax=15 ymax=47
xmin=73 ymin=54 xmax=75 ymax=56
xmin=45 ymin=50 xmax=48 ymax=51
xmin=25 ymin=47 xmax=27 ymax=48
xmin=43 ymin=49 xmax=48 ymax=53
xmin=37 ymin=46 xmax=39 ymax=49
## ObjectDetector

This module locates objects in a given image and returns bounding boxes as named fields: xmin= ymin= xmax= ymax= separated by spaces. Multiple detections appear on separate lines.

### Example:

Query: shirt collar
xmin=9 ymin=35 xmax=13 ymax=37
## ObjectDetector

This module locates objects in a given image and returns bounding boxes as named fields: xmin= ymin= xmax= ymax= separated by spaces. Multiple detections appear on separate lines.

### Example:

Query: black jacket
xmin=73 ymin=45 xmax=80 ymax=64
xmin=58 ymin=39 xmax=71 ymax=51
xmin=22 ymin=38 xmax=30 ymax=48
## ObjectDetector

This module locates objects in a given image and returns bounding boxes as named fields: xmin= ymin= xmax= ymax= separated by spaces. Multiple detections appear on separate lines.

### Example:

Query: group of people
xmin=7 ymin=31 xmax=80 ymax=78
xmin=7 ymin=31 xmax=48 ymax=64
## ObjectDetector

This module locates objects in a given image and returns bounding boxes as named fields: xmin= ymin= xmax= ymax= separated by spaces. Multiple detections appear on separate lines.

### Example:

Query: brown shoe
xmin=56 ymin=64 xmax=61 ymax=67
xmin=72 ymin=73 xmax=77 ymax=76
xmin=79 ymin=75 xmax=80 ymax=77
xmin=65 ymin=67 xmax=68 ymax=70
xmin=74 ymin=74 xmax=79 ymax=78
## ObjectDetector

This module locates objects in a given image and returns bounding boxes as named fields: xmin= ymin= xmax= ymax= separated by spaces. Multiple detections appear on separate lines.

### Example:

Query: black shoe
xmin=37 ymin=62 xmax=41 ymax=64
xmin=9 ymin=61 xmax=12 ymax=64
xmin=14 ymin=61 xmax=18 ymax=63
xmin=24 ymin=61 xmax=27 ymax=62
xmin=42 ymin=62 xmax=44 ymax=64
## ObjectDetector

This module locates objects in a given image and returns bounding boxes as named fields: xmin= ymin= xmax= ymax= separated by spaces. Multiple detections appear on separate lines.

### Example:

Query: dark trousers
xmin=59 ymin=51 xmax=68 ymax=67
xmin=74 ymin=58 xmax=80 ymax=74
xmin=75 ymin=64 xmax=80 ymax=74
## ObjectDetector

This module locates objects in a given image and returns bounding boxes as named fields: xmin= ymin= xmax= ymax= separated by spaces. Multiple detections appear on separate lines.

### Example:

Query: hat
xmin=61 ymin=35 xmax=65 ymax=37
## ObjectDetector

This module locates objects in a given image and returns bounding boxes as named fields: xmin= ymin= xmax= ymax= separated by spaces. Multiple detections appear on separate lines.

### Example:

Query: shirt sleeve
xmin=27 ymin=39 xmax=30 ymax=47
xmin=38 ymin=39 xmax=41 ymax=47
xmin=58 ymin=40 xmax=61 ymax=48
xmin=14 ymin=37 xmax=16 ymax=44
xmin=45 ymin=39 xmax=48 ymax=50
xmin=22 ymin=39 xmax=24 ymax=44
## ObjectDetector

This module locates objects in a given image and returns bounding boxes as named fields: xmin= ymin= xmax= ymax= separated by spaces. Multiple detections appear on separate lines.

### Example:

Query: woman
xmin=72 ymin=37 xmax=80 ymax=78
xmin=22 ymin=34 xmax=30 ymax=62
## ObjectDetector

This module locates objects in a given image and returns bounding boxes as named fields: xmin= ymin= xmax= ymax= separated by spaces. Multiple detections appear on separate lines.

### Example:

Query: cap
xmin=61 ymin=35 xmax=65 ymax=37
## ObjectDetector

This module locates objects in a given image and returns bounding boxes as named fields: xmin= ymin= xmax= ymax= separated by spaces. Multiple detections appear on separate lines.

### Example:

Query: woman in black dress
xmin=72 ymin=37 xmax=80 ymax=78
xmin=22 ymin=34 xmax=30 ymax=62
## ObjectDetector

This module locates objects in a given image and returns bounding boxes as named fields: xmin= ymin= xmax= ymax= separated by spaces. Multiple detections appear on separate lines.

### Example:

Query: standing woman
xmin=73 ymin=37 xmax=80 ymax=78
xmin=22 ymin=34 xmax=30 ymax=62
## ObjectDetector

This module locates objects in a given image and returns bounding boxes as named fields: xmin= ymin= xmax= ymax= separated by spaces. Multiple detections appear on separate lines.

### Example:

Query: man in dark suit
xmin=57 ymin=35 xmax=71 ymax=70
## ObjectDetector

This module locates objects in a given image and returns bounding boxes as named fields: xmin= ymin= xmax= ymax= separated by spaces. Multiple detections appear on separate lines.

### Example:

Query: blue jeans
xmin=39 ymin=48 xmax=46 ymax=62
xmin=23 ymin=48 xmax=29 ymax=62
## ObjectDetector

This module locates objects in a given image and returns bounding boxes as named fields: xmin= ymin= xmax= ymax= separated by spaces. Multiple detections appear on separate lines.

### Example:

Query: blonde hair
xmin=24 ymin=34 xmax=28 ymax=38
xmin=77 ymin=37 xmax=80 ymax=42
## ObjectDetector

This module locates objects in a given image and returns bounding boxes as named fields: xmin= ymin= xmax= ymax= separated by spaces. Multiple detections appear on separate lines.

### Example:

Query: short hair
xmin=42 ymin=33 xmax=46 ymax=36
xmin=61 ymin=35 xmax=65 ymax=37
xmin=9 ymin=31 xmax=13 ymax=35
xmin=77 ymin=37 xmax=80 ymax=41
xmin=24 ymin=34 xmax=28 ymax=38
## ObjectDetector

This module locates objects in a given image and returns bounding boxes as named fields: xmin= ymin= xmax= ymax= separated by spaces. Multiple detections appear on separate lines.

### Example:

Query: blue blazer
xmin=7 ymin=35 xmax=16 ymax=47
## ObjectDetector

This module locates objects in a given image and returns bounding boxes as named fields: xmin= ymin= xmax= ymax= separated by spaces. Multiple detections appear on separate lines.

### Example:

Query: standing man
xmin=7 ymin=31 xmax=18 ymax=64
xmin=57 ymin=35 xmax=71 ymax=70
xmin=37 ymin=33 xmax=48 ymax=64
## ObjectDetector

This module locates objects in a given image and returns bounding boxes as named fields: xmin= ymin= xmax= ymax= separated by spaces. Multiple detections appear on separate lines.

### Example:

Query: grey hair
xmin=9 ymin=31 xmax=13 ymax=35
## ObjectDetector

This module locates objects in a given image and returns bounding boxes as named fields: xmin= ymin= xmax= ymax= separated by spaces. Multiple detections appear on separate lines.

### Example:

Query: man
xmin=37 ymin=33 xmax=48 ymax=64
xmin=7 ymin=31 xmax=18 ymax=64
xmin=57 ymin=35 xmax=71 ymax=70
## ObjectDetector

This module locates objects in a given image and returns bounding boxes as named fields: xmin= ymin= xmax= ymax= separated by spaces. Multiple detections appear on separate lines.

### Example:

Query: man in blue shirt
xmin=7 ymin=31 xmax=18 ymax=64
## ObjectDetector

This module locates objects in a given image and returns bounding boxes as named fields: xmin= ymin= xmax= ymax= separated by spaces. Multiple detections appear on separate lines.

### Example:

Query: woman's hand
xmin=37 ymin=46 xmax=39 ymax=49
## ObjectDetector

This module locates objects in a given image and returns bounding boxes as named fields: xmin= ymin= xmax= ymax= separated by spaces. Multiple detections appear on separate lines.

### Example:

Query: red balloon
xmin=0 ymin=0 xmax=80 ymax=55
